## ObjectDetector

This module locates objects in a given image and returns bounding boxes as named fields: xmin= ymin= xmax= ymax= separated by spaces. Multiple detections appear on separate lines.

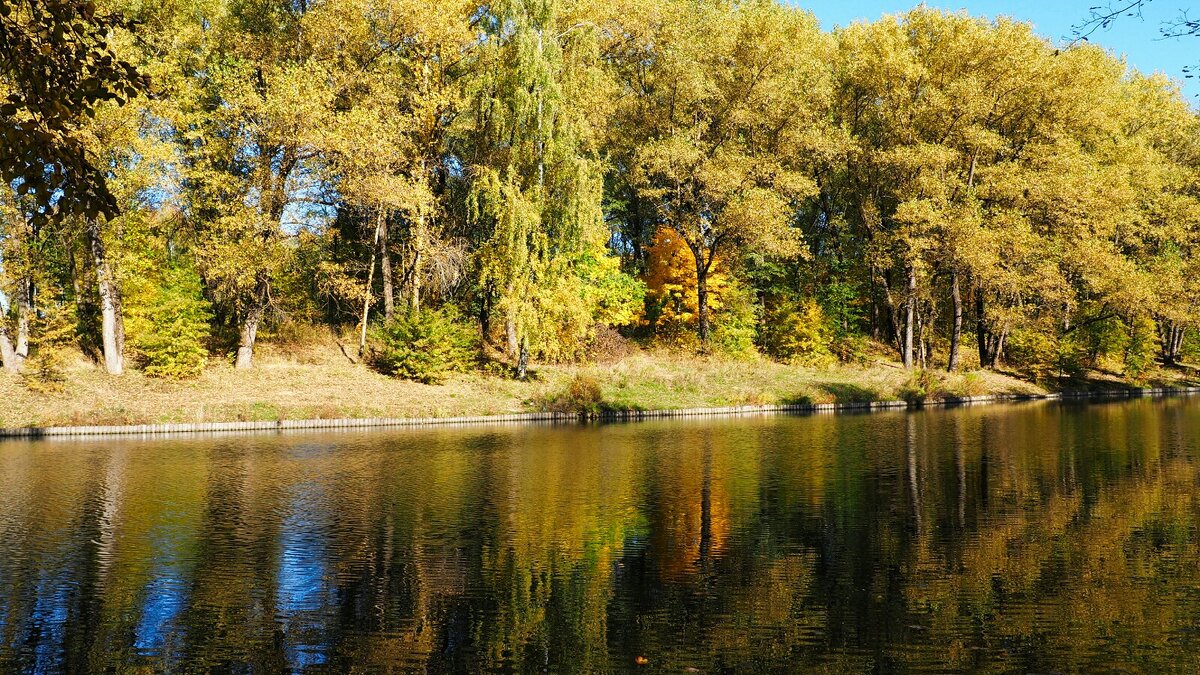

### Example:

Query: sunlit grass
xmin=3 ymin=337 xmax=1195 ymax=428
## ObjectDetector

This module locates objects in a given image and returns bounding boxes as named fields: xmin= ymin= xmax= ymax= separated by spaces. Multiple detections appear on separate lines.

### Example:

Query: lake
xmin=2 ymin=398 xmax=1199 ymax=672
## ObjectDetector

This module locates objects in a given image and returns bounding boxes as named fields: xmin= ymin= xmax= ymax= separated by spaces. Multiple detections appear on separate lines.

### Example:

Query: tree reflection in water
xmin=2 ymin=398 xmax=1200 ymax=671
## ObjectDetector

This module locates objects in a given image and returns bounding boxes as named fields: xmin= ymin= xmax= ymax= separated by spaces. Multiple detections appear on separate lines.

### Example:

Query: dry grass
xmin=6 ymin=336 xmax=1182 ymax=429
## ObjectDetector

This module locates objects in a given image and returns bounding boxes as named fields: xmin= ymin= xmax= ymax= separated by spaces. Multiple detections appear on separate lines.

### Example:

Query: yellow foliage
xmin=641 ymin=228 xmax=730 ymax=331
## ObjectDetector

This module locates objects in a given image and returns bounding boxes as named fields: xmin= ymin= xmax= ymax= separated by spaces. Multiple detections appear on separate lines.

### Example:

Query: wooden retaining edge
xmin=4 ymin=386 xmax=1199 ymax=440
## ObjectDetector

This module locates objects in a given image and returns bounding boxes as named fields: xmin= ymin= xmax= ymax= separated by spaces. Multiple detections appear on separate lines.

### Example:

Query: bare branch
xmin=1069 ymin=0 xmax=1151 ymax=42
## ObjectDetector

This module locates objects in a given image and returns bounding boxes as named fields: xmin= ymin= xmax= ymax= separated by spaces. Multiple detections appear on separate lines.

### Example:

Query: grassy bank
xmin=4 ymin=338 xmax=1199 ymax=429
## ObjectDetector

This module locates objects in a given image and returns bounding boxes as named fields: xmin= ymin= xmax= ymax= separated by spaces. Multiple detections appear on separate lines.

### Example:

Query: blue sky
xmin=795 ymin=0 xmax=1200 ymax=101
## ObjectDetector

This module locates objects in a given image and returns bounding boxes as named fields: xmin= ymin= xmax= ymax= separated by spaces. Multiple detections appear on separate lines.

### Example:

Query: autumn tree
xmin=462 ymin=0 xmax=639 ymax=376
xmin=161 ymin=0 xmax=332 ymax=369
xmin=317 ymin=0 xmax=476 ymax=343
xmin=0 ymin=0 xmax=146 ymax=221
xmin=617 ymin=0 xmax=829 ymax=349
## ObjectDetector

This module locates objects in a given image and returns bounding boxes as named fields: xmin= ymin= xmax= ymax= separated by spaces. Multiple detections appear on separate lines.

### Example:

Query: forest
xmin=3 ymin=0 xmax=1200 ymax=391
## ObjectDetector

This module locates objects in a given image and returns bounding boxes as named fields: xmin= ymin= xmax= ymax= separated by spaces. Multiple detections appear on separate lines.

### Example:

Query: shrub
xmin=898 ymin=369 xmax=946 ymax=403
xmin=22 ymin=349 xmax=68 ymax=393
xmin=759 ymin=298 xmax=834 ymax=366
xmin=710 ymin=280 xmax=759 ymax=359
xmin=130 ymin=267 xmax=212 ymax=379
xmin=22 ymin=301 xmax=75 ymax=393
xmin=587 ymin=325 xmax=637 ymax=363
xmin=1124 ymin=315 xmax=1158 ymax=382
xmin=366 ymin=308 xmax=478 ymax=384
xmin=1007 ymin=326 xmax=1087 ymax=381
xmin=542 ymin=374 xmax=606 ymax=414
xmin=830 ymin=333 xmax=870 ymax=365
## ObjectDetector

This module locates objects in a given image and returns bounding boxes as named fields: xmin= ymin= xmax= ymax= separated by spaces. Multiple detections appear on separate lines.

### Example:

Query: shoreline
xmin=7 ymin=386 xmax=1199 ymax=440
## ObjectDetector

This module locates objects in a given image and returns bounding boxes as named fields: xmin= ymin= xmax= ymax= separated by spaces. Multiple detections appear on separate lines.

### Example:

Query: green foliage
xmin=579 ymin=253 xmax=646 ymax=329
xmin=710 ymin=281 xmax=759 ymax=359
xmin=1007 ymin=327 xmax=1089 ymax=381
xmin=366 ymin=308 xmax=478 ymax=384
xmin=1182 ymin=329 xmax=1200 ymax=363
xmin=759 ymin=298 xmax=834 ymax=366
xmin=1124 ymin=316 xmax=1159 ymax=381
xmin=1076 ymin=316 xmax=1128 ymax=366
xmin=21 ymin=301 xmax=75 ymax=393
xmin=129 ymin=267 xmax=213 ymax=379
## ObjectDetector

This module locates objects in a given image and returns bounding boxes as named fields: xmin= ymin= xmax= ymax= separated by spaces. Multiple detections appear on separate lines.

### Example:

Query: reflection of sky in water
xmin=0 ymin=568 xmax=8 ymax=632
xmin=133 ymin=524 xmax=192 ymax=657
xmin=29 ymin=575 xmax=70 ymax=674
xmin=276 ymin=482 xmax=332 ymax=669
xmin=133 ymin=572 xmax=187 ymax=655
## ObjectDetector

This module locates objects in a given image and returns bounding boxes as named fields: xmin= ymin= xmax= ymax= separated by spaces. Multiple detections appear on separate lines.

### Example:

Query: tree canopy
xmin=2 ymin=0 xmax=1199 ymax=383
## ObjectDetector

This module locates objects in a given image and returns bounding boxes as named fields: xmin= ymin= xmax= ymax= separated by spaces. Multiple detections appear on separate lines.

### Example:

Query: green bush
xmin=1183 ymin=327 xmax=1200 ymax=362
xmin=1007 ymin=326 xmax=1087 ymax=381
xmin=759 ymin=298 xmax=834 ymax=366
xmin=1124 ymin=315 xmax=1158 ymax=381
xmin=22 ymin=301 xmax=75 ymax=393
xmin=710 ymin=280 xmax=759 ymax=359
xmin=131 ymin=267 xmax=213 ymax=379
xmin=366 ymin=308 xmax=478 ymax=384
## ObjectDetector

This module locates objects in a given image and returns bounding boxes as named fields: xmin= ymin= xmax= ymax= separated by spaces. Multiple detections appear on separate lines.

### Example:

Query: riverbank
xmin=3 ymin=342 xmax=1198 ymax=431
xmin=9 ymin=387 xmax=1200 ymax=439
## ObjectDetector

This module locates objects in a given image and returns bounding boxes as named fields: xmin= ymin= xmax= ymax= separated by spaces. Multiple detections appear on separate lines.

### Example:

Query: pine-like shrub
xmin=759 ymin=298 xmax=834 ymax=366
xmin=22 ymin=301 xmax=75 ymax=393
xmin=365 ymin=308 xmax=478 ymax=384
xmin=130 ymin=267 xmax=213 ymax=379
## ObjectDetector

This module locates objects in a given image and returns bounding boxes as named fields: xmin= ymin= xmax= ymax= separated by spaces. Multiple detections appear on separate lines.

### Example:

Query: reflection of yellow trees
xmin=6 ymin=403 xmax=1200 ymax=671
xmin=898 ymin=406 xmax=1200 ymax=671
xmin=474 ymin=427 xmax=642 ymax=670
xmin=650 ymin=437 xmax=731 ymax=580
xmin=647 ymin=424 xmax=771 ymax=580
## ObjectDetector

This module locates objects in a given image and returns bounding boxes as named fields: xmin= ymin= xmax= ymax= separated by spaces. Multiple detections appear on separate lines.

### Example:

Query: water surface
xmin=3 ymin=398 xmax=1200 ymax=672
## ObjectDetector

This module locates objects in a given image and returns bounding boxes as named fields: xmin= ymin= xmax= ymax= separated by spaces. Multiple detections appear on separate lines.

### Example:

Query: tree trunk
xmin=15 ymin=278 xmax=31 ymax=367
xmin=1161 ymin=323 xmax=1175 ymax=365
xmin=358 ymin=214 xmax=383 ymax=356
xmin=990 ymin=326 xmax=1007 ymax=369
xmin=975 ymin=291 xmax=991 ymax=368
xmin=0 ymin=321 xmax=17 ymax=373
xmin=902 ymin=265 xmax=916 ymax=368
xmin=516 ymin=335 xmax=529 ymax=380
xmin=948 ymin=269 xmax=962 ymax=372
xmin=869 ymin=265 xmax=882 ymax=341
xmin=916 ymin=303 xmax=927 ymax=369
xmin=695 ymin=254 xmax=711 ymax=350
xmin=380 ymin=212 xmax=394 ymax=323
xmin=87 ymin=218 xmax=124 ymax=375
xmin=480 ymin=292 xmax=492 ymax=344
xmin=1160 ymin=322 xmax=1186 ymax=366
xmin=236 ymin=272 xmax=270 ymax=369
xmin=410 ymin=248 xmax=422 ymax=313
